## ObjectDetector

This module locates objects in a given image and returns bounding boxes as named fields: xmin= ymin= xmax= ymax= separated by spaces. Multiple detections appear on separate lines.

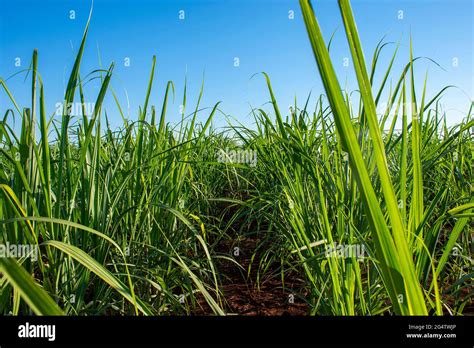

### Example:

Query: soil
xmin=193 ymin=235 xmax=309 ymax=316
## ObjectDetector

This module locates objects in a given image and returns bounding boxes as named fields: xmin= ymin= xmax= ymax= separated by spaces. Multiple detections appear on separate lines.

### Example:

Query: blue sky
xmin=0 ymin=0 xmax=472 ymax=131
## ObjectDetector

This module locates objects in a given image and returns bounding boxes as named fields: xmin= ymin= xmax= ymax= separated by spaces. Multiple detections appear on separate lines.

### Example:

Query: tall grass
xmin=0 ymin=14 xmax=229 ymax=314
xmin=231 ymin=0 xmax=472 ymax=315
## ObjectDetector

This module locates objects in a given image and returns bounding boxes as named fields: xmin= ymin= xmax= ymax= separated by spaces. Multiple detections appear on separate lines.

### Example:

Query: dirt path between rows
xmin=194 ymin=234 xmax=309 ymax=315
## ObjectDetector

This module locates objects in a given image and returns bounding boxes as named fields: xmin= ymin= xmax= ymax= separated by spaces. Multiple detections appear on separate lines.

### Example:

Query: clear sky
xmin=0 ymin=0 xmax=472 ymax=132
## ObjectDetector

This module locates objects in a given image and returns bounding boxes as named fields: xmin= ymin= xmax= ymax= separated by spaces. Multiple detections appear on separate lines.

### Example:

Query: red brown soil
xmin=193 ymin=235 xmax=309 ymax=316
